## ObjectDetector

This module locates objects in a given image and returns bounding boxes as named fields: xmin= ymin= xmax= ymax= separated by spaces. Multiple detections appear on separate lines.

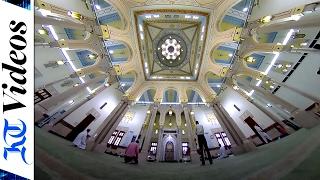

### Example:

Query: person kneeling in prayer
xmin=124 ymin=140 xmax=139 ymax=164
xmin=217 ymin=144 xmax=228 ymax=159
xmin=73 ymin=129 xmax=91 ymax=150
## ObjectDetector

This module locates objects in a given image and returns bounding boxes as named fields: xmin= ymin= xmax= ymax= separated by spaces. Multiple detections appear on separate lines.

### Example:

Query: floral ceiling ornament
xmin=206 ymin=113 xmax=219 ymax=126
xmin=161 ymin=38 xmax=181 ymax=60
xmin=123 ymin=111 xmax=135 ymax=123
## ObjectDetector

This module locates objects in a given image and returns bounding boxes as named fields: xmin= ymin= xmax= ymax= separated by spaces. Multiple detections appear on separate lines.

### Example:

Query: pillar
xmin=248 ymin=98 xmax=294 ymax=134
xmin=213 ymin=103 xmax=256 ymax=154
xmin=86 ymin=99 xmax=129 ymax=151
xmin=183 ymin=105 xmax=199 ymax=163
xmin=38 ymin=75 xmax=106 ymax=112
xmin=140 ymin=104 xmax=159 ymax=160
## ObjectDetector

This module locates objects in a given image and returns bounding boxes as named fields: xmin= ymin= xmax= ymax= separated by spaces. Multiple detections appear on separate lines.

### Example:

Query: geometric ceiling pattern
xmin=135 ymin=10 xmax=208 ymax=81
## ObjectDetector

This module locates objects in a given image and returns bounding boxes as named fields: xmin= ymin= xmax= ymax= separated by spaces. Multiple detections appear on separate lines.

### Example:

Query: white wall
xmin=117 ymin=104 xmax=149 ymax=147
xmin=64 ymin=84 xmax=122 ymax=134
xmin=275 ymin=52 xmax=320 ymax=109
xmin=193 ymin=105 xmax=222 ymax=148
xmin=43 ymin=0 xmax=94 ymax=18
xmin=218 ymin=87 xmax=274 ymax=137
xmin=250 ymin=0 xmax=319 ymax=21
xmin=35 ymin=46 xmax=73 ymax=89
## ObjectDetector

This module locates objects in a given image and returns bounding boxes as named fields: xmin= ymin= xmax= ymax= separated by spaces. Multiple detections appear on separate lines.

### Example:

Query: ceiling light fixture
xmin=139 ymin=24 xmax=143 ymax=32
xmin=95 ymin=5 xmax=101 ymax=10
xmin=193 ymin=16 xmax=199 ymax=20
xmin=38 ymin=28 xmax=48 ymax=35
xmin=39 ymin=9 xmax=50 ymax=17
xmin=261 ymin=15 xmax=272 ymax=23
xmin=185 ymin=15 xmax=191 ymax=19
xmin=56 ymin=60 xmax=64 ymax=65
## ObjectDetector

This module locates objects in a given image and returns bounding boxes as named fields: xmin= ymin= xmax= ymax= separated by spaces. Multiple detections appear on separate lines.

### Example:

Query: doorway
xmin=66 ymin=114 xmax=95 ymax=141
xmin=165 ymin=141 xmax=175 ymax=162
xmin=244 ymin=116 xmax=265 ymax=144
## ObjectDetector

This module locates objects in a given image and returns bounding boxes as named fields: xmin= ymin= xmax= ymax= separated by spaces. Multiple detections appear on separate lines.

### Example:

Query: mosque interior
xmin=34 ymin=0 xmax=320 ymax=179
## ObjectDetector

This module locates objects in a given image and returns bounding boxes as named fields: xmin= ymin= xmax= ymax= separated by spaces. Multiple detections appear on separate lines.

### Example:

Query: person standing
xmin=124 ymin=140 xmax=140 ymax=164
xmin=73 ymin=129 xmax=91 ymax=150
xmin=196 ymin=121 xmax=213 ymax=165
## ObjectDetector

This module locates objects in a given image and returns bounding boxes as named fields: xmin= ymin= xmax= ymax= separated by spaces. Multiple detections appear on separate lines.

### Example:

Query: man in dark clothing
xmin=196 ymin=121 xmax=213 ymax=165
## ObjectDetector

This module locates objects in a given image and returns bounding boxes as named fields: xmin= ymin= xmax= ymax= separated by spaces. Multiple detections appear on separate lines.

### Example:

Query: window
xmin=182 ymin=142 xmax=189 ymax=155
xmin=108 ymin=130 xmax=119 ymax=144
xmin=34 ymin=88 xmax=52 ymax=104
xmin=215 ymin=132 xmax=231 ymax=146
xmin=114 ymin=132 xmax=125 ymax=146
xmin=107 ymin=130 xmax=125 ymax=147
xmin=149 ymin=142 xmax=157 ymax=155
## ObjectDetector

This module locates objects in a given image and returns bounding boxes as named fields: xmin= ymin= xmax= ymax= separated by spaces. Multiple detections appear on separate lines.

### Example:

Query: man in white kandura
xmin=254 ymin=125 xmax=272 ymax=144
xmin=73 ymin=129 xmax=91 ymax=150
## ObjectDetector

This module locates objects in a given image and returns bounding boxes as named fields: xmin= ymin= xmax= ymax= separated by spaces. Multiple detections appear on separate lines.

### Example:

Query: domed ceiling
xmin=135 ymin=10 xmax=208 ymax=81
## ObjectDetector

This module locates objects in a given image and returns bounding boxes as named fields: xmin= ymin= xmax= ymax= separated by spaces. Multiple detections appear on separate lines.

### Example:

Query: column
xmin=210 ymin=105 xmax=237 ymax=146
xmin=276 ymin=82 xmax=320 ymax=103
xmin=156 ymin=127 xmax=164 ymax=161
xmin=86 ymin=100 xmax=129 ymax=151
xmin=183 ymin=105 xmax=199 ymax=163
xmin=38 ymin=75 xmax=106 ymax=112
xmin=249 ymin=99 xmax=293 ymax=134
xmin=247 ymin=83 xmax=299 ymax=113
xmin=140 ymin=104 xmax=159 ymax=159
xmin=213 ymin=103 xmax=256 ymax=154
xmin=175 ymin=108 xmax=183 ymax=161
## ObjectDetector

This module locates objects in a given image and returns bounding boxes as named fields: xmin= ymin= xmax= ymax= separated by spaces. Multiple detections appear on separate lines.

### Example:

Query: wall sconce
xmin=67 ymin=11 xmax=83 ymax=20
xmin=88 ymin=54 xmax=98 ymax=60
xmin=169 ymin=122 xmax=172 ymax=126
xmin=38 ymin=28 xmax=48 ymax=35
xmin=155 ymin=129 xmax=158 ymax=134
xmin=147 ymin=110 xmax=151 ymax=114
xmin=245 ymin=56 xmax=256 ymax=63
xmin=261 ymin=15 xmax=272 ymax=23
xmin=190 ymin=111 xmax=194 ymax=115
xmin=123 ymin=111 xmax=134 ymax=123
xmin=182 ymin=130 xmax=185 ymax=135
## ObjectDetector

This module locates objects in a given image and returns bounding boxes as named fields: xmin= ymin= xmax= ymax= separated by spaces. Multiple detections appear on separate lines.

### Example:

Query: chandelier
xmin=161 ymin=38 xmax=181 ymax=60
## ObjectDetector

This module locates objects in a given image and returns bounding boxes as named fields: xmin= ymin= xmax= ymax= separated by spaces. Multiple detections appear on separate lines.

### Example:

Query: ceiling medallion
xmin=161 ymin=38 xmax=181 ymax=60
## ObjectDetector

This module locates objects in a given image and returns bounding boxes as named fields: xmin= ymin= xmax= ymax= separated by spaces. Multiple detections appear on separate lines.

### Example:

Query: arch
xmin=65 ymin=49 xmax=99 ymax=68
xmin=218 ymin=0 xmax=251 ymax=32
xmin=161 ymin=134 xmax=178 ymax=161
xmin=210 ymin=42 xmax=238 ymax=65
xmin=163 ymin=89 xmax=179 ymax=103
xmin=104 ymin=40 xmax=131 ymax=64
xmin=118 ymin=71 xmax=136 ymax=93
xmin=137 ymin=88 xmax=157 ymax=102
xmin=186 ymin=89 xmax=204 ymax=103
xmin=95 ymin=0 xmax=126 ymax=30
xmin=206 ymin=71 xmax=224 ymax=94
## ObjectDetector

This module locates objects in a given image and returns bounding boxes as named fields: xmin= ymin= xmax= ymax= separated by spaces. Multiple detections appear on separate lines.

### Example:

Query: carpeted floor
xmin=35 ymin=126 xmax=320 ymax=180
